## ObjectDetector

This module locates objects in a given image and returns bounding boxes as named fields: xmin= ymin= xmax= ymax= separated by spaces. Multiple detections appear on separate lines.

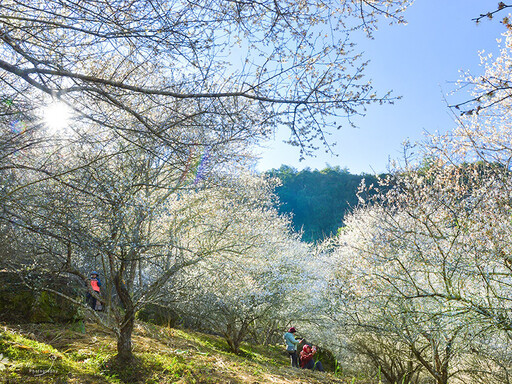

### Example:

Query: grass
xmin=0 ymin=321 xmax=377 ymax=384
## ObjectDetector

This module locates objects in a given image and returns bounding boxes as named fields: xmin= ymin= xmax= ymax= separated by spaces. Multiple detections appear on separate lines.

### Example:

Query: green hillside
xmin=0 ymin=321 xmax=375 ymax=384
xmin=267 ymin=166 xmax=382 ymax=242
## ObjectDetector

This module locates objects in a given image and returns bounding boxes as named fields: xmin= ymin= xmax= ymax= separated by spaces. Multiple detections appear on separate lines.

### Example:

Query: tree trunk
xmin=226 ymin=337 xmax=240 ymax=354
xmin=114 ymin=271 xmax=135 ymax=363
xmin=225 ymin=323 xmax=240 ymax=354
xmin=117 ymin=314 xmax=135 ymax=363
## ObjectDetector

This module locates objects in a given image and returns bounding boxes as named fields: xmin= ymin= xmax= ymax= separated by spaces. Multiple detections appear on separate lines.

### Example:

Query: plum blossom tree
xmin=319 ymin=154 xmax=512 ymax=382
xmin=0 ymin=0 xmax=412 ymax=157
xmin=426 ymin=31 xmax=512 ymax=334
xmin=1 ymin=122 xmax=284 ymax=362
xmin=158 ymin=174 xmax=313 ymax=353
xmin=320 ymin=202 xmax=478 ymax=384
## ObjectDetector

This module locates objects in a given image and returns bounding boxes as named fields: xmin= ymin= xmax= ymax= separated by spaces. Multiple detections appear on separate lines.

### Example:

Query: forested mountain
xmin=267 ymin=165 xmax=382 ymax=243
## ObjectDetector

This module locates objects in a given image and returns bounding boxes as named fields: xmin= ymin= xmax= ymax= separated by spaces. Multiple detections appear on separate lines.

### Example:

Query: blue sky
xmin=255 ymin=0 xmax=507 ymax=174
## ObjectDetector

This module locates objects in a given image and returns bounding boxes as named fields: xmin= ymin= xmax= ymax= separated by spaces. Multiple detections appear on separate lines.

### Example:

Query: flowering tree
xmin=426 ymin=31 xmax=512 ymax=333
xmin=319 ymin=152 xmax=512 ymax=382
xmin=2 ymin=122 xmax=280 ymax=362
xmin=157 ymin=174 xmax=311 ymax=353
xmin=320 ymin=201 xmax=479 ymax=384
xmin=0 ymin=0 xmax=412 ymax=156
xmin=290 ymin=25 xmax=512 ymax=384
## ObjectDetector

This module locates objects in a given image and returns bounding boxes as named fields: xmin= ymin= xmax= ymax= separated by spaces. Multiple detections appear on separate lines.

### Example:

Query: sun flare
xmin=43 ymin=101 xmax=72 ymax=133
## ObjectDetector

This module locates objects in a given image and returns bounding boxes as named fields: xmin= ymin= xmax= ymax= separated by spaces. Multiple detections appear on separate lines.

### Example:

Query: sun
xmin=43 ymin=101 xmax=72 ymax=133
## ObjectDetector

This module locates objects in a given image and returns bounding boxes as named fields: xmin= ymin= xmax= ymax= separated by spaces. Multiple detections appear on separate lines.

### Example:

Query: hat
xmin=288 ymin=327 xmax=296 ymax=333
xmin=90 ymin=271 xmax=99 ymax=276
xmin=303 ymin=344 xmax=312 ymax=352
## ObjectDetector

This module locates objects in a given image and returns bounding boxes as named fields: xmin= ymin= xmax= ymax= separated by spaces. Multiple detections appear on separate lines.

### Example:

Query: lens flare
xmin=179 ymin=146 xmax=210 ymax=186
xmin=10 ymin=119 xmax=27 ymax=134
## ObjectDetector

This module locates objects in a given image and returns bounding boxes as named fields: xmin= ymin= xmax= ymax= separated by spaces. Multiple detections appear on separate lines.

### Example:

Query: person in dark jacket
xmin=300 ymin=344 xmax=324 ymax=372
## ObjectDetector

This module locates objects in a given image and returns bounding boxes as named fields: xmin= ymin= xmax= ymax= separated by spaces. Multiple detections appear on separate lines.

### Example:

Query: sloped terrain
xmin=0 ymin=321 xmax=373 ymax=383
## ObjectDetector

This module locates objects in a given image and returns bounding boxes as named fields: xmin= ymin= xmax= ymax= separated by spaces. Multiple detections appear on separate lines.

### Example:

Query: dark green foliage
xmin=0 ymin=271 xmax=80 ymax=323
xmin=267 ymin=165 xmax=382 ymax=243
xmin=315 ymin=346 xmax=337 ymax=372
xmin=136 ymin=304 xmax=179 ymax=328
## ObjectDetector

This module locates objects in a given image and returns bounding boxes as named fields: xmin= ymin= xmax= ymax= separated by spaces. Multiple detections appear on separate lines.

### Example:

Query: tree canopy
xmin=0 ymin=0 xmax=412 ymax=157
xmin=1 ymin=0 xmax=418 ymax=367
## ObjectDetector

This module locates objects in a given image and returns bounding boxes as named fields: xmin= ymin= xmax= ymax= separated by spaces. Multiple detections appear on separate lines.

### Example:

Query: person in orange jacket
xmin=299 ymin=344 xmax=324 ymax=372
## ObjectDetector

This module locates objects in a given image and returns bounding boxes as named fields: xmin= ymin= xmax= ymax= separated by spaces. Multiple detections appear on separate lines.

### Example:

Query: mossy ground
xmin=0 ymin=321 xmax=376 ymax=384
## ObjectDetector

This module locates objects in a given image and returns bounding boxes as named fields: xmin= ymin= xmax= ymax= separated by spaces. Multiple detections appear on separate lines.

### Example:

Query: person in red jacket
xmin=299 ymin=344 xmax=324 ymax=372
xmin=87 ymin=271 xmax=102 ymax=310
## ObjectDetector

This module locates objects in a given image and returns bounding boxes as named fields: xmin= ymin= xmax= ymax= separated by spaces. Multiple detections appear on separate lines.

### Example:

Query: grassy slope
xmin=0 ymin=321 xmax=374 ymax=384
